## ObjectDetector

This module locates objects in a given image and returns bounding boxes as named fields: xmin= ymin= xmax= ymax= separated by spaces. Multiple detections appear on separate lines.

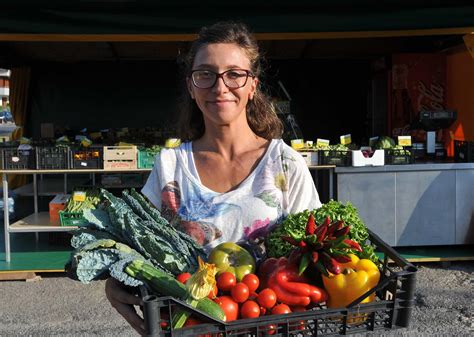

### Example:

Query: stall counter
xmin=335 ymin=163 xmax=474 ymax=247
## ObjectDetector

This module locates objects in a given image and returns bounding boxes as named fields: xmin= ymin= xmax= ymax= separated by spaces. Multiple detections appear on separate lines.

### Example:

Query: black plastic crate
xmin=385 ymin=148 xmax=414 ymax=165
xmin=1 ymin=147 xmax=36 ymax=170
xmin=36 ymin=146 xmax=70 ymax=169
xmin=70 ymin=146 xmax=103 ymax=169
xmin=318 ymin=150 xmax=351 ymax=166
xmin=140 ymin=229 xmax=417 ymax=336
xmin=454 ymin=140 xmax=474 ymax=163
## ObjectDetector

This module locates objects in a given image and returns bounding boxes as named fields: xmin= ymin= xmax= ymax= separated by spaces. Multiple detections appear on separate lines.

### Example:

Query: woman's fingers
xmin=105 ymin=278 xmax=146 ymax=335
xmin=113 ymin=301 xmax=146 ymax=336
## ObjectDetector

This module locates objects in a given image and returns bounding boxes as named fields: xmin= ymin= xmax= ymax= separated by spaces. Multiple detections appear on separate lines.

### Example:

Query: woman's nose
xmin=212 ymin=76 xmax=229 ymax=93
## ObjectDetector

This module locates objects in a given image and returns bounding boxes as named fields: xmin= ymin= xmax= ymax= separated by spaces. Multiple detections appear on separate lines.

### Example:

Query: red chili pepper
xmin=310 ymin=251 xmax=319 ymax=264
xmin=275 ymin=270 xmax=311 ymax=297
xmin=332 ymin=255 xmax=352 ymax=263
xmin=343 ymin=239 xmax=363 ymax=252
xmin=281 ymin=235 xmax=299 ymax=246
xmin=306 ymin=214 xmax=316 ymax=235
xmin=321 ymin=252 xmax=342 ymax=275
xmin=333 ymin=225 xmax=350 ymax=238
xmin=316 ymin=226 xmax=327 ymax=243
xmin=308 ymin=285 xmax=328 ymax=303
xmin=326 ymin=222 xmax=339 ymax=237
xmin=323 ymin=216 xmax=331 ymax=226
xmin=267 ymin=275 xmax=311 ymax=307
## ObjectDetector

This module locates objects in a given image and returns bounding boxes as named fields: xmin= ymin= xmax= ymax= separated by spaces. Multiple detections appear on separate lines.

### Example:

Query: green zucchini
xmin=125 ymin=260 xmax=225 ymax=322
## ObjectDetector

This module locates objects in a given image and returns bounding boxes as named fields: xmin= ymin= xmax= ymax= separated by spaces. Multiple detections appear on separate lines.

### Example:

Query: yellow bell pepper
xmin=322 ymin=254 xmax=380 ymax=309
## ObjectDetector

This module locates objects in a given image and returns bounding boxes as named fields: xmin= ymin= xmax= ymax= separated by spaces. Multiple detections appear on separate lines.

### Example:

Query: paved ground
xmin=0 ymin=261 xmax=473 ymax=336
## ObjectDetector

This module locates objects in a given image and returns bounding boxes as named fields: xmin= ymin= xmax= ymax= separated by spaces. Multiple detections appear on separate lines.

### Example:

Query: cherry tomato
xmin=214 ymin=296 xmax=239 ymax=321
xmin=231 ymin=282 xmax=250 ymax=303
xmin=208 ymin=285 xmax=218 ymax=299
xmin=266 ymin=324 xmax=277 ymax=335
xmin=216 ymin=272 xmax=237 ymax=292
xmin=240 ymin=300 xmax=261 ymax=319
xmin=271 ymin=303 xmax=292 ymax=315
xmin=176 ymin=272 xmax=192 ymax=284
xmin=257 ymin=288 xmax=277 ymax=309
xmin=242 ymin=273 xmax=260 ymax=293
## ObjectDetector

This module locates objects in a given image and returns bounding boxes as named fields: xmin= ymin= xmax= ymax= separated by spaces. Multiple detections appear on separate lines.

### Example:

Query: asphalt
xmin=1 ymin=261 xmax=473 ymax=336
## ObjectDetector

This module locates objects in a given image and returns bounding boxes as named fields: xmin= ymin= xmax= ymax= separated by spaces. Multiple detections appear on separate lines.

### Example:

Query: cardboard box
xmin=49 ymin=194 xmax=70 ymax=221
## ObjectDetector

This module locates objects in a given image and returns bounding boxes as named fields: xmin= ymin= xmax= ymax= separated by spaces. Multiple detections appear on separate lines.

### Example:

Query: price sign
xmin=316 ymin=138 xmax=330 ymax=148
xmin=340 ymin=134 xmax=352 ymax=145
xmin=398 ymin=136 xmax=412 ymax=146
xmin=73 ymin=191 xmax=86 ymax=202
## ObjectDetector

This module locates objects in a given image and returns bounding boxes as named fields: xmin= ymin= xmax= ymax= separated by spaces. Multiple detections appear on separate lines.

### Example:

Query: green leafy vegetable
xmin=265 ymin=200 xmax=378 ymax=263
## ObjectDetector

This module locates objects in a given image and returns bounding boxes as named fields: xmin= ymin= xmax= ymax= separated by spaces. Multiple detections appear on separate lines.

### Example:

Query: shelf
xmin=9 ymin=212 xmax=77 ymax=232
xmin=0 ymin=168 xmax=152 ymax=174
xmin=13 ymin=176 xmax=93 ymax=196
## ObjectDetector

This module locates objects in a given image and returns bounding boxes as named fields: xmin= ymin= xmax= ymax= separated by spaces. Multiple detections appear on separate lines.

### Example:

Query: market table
xmin=335 ymin=162 xmax=474 ymax=247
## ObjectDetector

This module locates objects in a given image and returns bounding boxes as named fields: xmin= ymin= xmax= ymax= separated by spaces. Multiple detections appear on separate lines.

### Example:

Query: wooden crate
xmin=103 ymin=145 xmax=137 ymax=170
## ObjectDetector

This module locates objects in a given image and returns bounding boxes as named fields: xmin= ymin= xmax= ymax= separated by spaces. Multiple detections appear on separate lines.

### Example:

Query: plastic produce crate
xmin=138 ymin=148 xmax=160 ymax=168
xmin=385 ymin=148 xmax=414 ymax=165
xmin=140 ymin=229 xmax=417 ymax=336
xmin=59 ymin=211 xmax=88 ymax=227
xmin=454 ymin=140 xmax=474 ymax=162
xmin=36 ymin=146 xmax=70 ymax=169
xmin=1 ymin=146 xmax=36 ymax=170
xmin=70 ymin=146 xmax=104 ymax=169
xmin=318 ymin=150 xmax=351 ymax=166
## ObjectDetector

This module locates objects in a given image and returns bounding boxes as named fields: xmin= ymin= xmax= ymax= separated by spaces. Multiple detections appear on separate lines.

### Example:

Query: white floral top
xmin=141 ymin=139 xmax=321 ymax=251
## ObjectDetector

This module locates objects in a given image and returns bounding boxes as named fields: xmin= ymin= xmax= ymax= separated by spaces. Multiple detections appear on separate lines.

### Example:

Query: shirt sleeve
xmin=287 ymin=152 xmax=322 ymax=213
xmin=141 ymin=153 xmax=163 ymax=209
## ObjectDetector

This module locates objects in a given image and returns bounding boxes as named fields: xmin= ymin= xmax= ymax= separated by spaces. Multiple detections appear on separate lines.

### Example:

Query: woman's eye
xmin=198 ymin=71 xmax=213 ymax=79
xmin=227 ymin=71 xmax=244 ymax=79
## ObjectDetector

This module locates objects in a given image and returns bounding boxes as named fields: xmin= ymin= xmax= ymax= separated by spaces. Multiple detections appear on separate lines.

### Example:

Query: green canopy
xmin=0 ymin=1 xmax=473 ymax=36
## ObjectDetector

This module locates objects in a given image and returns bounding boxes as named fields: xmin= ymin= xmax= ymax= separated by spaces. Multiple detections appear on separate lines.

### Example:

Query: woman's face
xmin=188 ymin=43 xmax=258 ymax=128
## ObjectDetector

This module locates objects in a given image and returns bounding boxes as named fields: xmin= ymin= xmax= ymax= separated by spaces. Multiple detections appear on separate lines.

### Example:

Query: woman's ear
xmin=249 ymin=77 xmax=259 ymax=100
xmin=186 ymin=78 xmax=195 ymax=99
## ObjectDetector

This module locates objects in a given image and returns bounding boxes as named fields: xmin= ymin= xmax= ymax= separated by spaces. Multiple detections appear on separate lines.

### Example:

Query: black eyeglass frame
xmin=190 ymin=69 xmax=255 ymax=89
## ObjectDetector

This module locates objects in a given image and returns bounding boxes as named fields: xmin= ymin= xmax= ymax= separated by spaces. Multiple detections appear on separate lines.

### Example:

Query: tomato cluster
xmin=213 ymin=272 xmax=293 ymax=324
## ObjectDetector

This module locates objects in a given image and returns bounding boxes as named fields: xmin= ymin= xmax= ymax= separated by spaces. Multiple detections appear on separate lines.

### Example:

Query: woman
xmin=106 ymin=21 xmax=321 ymax=335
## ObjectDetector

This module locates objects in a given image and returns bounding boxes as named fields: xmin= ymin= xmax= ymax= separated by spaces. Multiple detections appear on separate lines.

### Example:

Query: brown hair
xmin=177 ymin=21 xmax=283 ymax=141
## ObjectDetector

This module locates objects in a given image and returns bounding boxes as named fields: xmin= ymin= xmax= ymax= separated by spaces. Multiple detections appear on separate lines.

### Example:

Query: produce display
xmin=66 ymin=190 xmax=415 ymax=336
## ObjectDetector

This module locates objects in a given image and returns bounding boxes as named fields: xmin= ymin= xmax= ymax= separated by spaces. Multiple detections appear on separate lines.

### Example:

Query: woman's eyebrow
xmin=193 ymin=64 xmax=245 ymax=70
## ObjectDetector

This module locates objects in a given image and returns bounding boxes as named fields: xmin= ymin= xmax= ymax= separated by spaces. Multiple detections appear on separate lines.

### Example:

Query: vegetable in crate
xmin=322 ymin=253 xmax=380 ymax=321
xmin=257 ymin=254 xmax=327 ymax=307
xmin=279 ymin=214 xmax=361 ymax=277
xmin=265 ymin=201 xmax=378 ymax=263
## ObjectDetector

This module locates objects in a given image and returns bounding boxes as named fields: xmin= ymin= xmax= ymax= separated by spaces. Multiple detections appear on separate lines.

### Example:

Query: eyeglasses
xmin=190 ymin=69 xmax=254 ymax=89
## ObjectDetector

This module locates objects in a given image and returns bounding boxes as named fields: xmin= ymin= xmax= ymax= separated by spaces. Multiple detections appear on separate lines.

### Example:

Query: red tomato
xmin=242 ymin=273 xmax=260 ymax=293
xmin=271 ymin=303 xmax=292 ymax=315
xmin=266 ymin=324 xmax=277 ymax=335
xmin=240 ymin=300 xmax=261 ymax=319
xmin=183 ymin=316 xmax=202 ymax=326
xmin=216 ymin=272 xmax=236 ymax=292
xmin=214 ymin=296 xmax=239 ymax=321
xmin=257 ymin=288 xmax=277 ymax=309
xmin=231 ymin=282 xmax=249 ymax=303
xmin=176 ymin=272 xmax=191 ymax=284
xmin=207 ymin=285 xmax=218 ymax=299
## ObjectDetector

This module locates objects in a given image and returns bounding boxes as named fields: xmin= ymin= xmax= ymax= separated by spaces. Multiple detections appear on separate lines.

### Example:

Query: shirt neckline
xmin=180 ymin=139 xmax=276 ymax=196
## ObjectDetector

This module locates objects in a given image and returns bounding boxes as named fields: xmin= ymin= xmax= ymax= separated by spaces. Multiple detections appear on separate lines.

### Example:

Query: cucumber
xmin=125 ymin=260 xmax=225 ymax=322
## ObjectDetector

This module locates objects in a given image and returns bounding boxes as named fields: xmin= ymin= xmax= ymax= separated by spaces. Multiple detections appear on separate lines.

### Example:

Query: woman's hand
xmin=105 ymin=278 xmax=145 ymax=336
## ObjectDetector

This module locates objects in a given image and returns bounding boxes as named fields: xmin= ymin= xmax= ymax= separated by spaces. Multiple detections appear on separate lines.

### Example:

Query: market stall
xmin=2 ymin=2 xmax=474 ymax=337
xmin=0 ymin=1 xmax=473 ymax=271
